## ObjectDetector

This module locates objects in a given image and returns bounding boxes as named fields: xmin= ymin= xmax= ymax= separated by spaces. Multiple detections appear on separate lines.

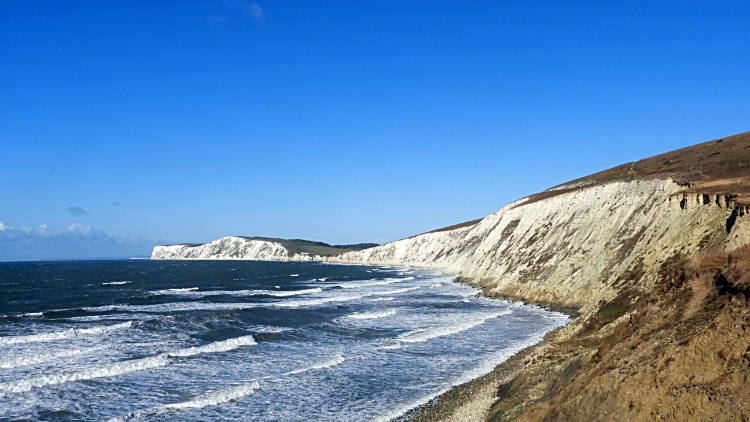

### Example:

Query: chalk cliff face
xmin=151 ymin=237 xmax=317 ymax=261
xmin=153 ymin=178 xmax=749 ymax=317
xmin=330 ymin=178 xmax=748 ymax=315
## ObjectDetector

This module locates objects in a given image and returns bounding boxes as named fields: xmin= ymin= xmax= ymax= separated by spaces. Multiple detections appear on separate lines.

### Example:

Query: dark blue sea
xmin=0 ymin=260 xmax=567 ymax=421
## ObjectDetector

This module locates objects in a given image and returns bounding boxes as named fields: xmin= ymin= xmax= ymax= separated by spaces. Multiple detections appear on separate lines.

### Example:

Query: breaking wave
xmin=274 ymin=293 xmax=371 ymax=308
xmin=334 ymin=277 xmax=413 ymax=289
xmin=149 ymin=287 xmax=322 ymax=298
xmin=163 ymin=382 xmax=261 ymax=409
xmin=0 ymin=354 xmax=170 ymax=394
xmin=167 ymin=335 xmax=256 ymax=357
xmin=0 ymin=336 xmax=256 ymax=393
xmin=285 ymin=355 xmax=345 ymax=375
xmin=0 ymin=322 xmax=133 ymax=346
xmin=0 ymin=346 xmax=107 ymax=369
xmin=107 ymin=382 xmax=261 ymax=421
xmin=396 ymin=311 xmax=511 ymax=344
xmin=347 ymin=310 xmax=397 ymax=320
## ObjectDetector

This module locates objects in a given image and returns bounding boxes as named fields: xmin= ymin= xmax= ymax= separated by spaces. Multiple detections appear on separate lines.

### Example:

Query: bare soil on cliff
xmin=518 ymin=130 xmax=750 ymax=208
xmin=397 ymin=247 xmax=750 ymax=422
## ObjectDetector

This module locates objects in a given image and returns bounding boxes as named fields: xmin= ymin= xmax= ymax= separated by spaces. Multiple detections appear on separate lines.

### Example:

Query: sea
xmin=0 ymin=260 xmax=568 ymax=421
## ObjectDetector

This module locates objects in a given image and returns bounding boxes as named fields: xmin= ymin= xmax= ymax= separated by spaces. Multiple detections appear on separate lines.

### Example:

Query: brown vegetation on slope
xmin=481 ymin=246 xmax=750 ymax=422
xmin=519 ymin=130 xmax=750 ymax=208
xmin=398 ymin=131 xmax=750 ymax=422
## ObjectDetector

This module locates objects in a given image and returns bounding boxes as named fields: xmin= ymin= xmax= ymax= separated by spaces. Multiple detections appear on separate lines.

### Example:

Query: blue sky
xmin=1 ymin=1 xmax=749 ymax=260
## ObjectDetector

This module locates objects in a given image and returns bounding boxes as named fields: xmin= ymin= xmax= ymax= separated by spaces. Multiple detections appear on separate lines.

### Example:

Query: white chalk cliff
xmin=328 ymin=178 xmax=750 ymax=315
xmin=151 ymin=178 xmax=749 ymax=317
xmin=151 ymin=237 xmax=318 ymax=261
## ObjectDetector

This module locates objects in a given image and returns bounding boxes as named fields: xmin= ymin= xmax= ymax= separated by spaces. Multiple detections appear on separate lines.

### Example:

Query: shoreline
xmin=140 ymin=259 xmax=573 ymax=421
xmin=390 ymin=278 xmax=575 ymax=422
xmin=392 ymin=338 xmax=551 ymax=422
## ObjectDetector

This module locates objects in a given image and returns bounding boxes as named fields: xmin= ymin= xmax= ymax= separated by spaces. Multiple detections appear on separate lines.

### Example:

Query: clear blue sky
xmin=1 ymin=1 xmax=749 ymax=260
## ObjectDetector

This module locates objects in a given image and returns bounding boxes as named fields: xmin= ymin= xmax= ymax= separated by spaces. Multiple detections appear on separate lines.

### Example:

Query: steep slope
xmin=329 ymin=130 xmax=750 ymax=421
xmin=332 ymin=178 xmax=747 ymax=315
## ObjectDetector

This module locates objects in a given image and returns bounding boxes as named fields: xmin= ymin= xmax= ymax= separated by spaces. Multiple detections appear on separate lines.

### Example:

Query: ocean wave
xmin=83 ymin=302 xmax=260 ymax=313
xmin=0 ymin=346 xmax=107 ymax=369
xmin=0 ymin=354 xmax=170 ymax=394
xmin=167 ymin=335 xmax=256 ymax=357
xmin=247 ymin=326 xmax=293 ymax=334
xmin=149 ymin=287 xmax=198 ymax=295
xmin=376 ymin=287 xmax=420 ymax=295
xmin=346 ymin=310 xmax=397 ymax=320
xmin=149 ymin=287 xmax=322 ymax=298
xmin=273 ymin=293 xmax=371 ymax=308
xmin=0 ymin=322 xmax=133 ymax=346
xmin=80 ymin=286 xmax=418 ymax=314
xmin=107 ymin=382 xmax=261 ymax=421
xmin=103 ymin=281 xmax=131 ymax=285
xmin=0 ymin=335 xmax=256 ymax=394
xmin=266 ymin=288 xmax=322 ymax=297
xmin=335 ymin=277 xmax=413 ymax=289
xmin=163 ymin=382 xmax=260 ymax=409
xmin=285 ymin=355 xmax=345 ymax=375
xmin=367 ymin=297 xmax=395 ymax=302
xmin=397 ymin=310 xmax=511 ymax=344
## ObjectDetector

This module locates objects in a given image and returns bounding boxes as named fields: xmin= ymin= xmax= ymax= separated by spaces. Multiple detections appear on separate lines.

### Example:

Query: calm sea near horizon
xmin=0 ymin=260 xmax=567 ymax=421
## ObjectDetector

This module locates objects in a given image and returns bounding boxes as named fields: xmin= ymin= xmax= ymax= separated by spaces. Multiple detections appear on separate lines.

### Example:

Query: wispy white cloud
xmin=208 ymin=13 xmax=230 ymax=24
xmin=0 ymin=221 xmax=160 ymax=261
xmin=218 ymin=1 xmax=264 ymax=22
xmin=244 ymin=2 xmax=264 ymax=21
xmin=66 ymin=206 xmax=88 ymax=217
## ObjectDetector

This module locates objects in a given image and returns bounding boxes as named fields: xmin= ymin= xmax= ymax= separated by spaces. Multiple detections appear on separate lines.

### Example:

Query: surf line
xmin=108 ymin=353 xmax=346 ymax=420
xmin=0 ymin=336 xmax=257 ymax=395
xmin=0 ymin=322 xmax=133 ymax=346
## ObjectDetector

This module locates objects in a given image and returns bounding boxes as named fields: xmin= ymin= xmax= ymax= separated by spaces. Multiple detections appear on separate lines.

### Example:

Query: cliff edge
xmin=151 ymin=236 xmax=378 ymax=261
xmin=330 ymin=130 xmax=750 ymax=422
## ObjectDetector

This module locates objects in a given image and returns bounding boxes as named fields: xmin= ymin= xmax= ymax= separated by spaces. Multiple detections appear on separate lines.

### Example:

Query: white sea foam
xmin=167 ymin=335 xmax=256 ymax=357
xmin=0 ymin=354 xmax=170 ymax=394
xmin=0 ymin=321 xmax=133 ymax=346
xmin=248 ymin=326 xmax=293 ymax=334
xmin=267 ymin=288 xmax=322 ymax=297
xmin=381 ymin=343 xmax=403 ymax=350
xmin=22 ymin=312 xmax=43 ymax=317
xmin=103 ymin=281 xmax=131 ymax=285
xmin=376 ymin=287 xmax=420 ymax=295
xmin=107 ymin=382 xmax=261 ymax=421
xmin=290 ymin=274 xmax=299 ymax=277
xmin=0 ymin=335 xmax=256 ymax=394
xmin=347 ymin=310 xmax=396 ymax=320
xmin=367 ymin=297 xmax=395 ymax=302
xmin=163 ymin=382 xmax=260 ymax=409
xmin=149 ymin=287 xmax=321 ymax=298
xmin=285 ymin=355 xmax=345 ymax=375
xmin=396 ymin=310 xmax=511 ymax=344
xmin=376 ymin=324 xmax=568 ymax=422
xmin=0 ymin=346 xmax=107 ymax=369
xmin=83 ymin=302 xmax=260 ymax=313
xmin=274 ymin=293 xmax=372 ymax=308
xmin=150 ymin=287 xmax=199 ymax=295
xmin=67 ymin=285 xmax=417 ymax=315
xmin=335 ymin=277 xmax=413 ymax=289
